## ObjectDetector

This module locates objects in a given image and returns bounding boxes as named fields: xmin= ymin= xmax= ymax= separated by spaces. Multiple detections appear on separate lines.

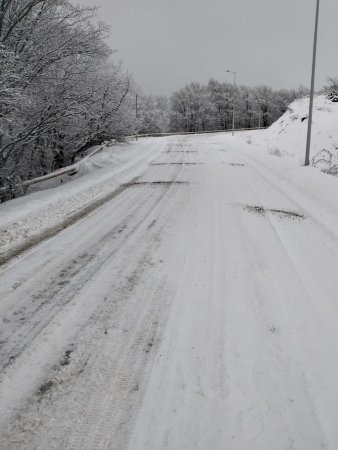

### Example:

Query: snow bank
xmin=0 ymin=138 xmax=165 ymax=258
xmin=245 ymin=94 xmax=338 ymax=168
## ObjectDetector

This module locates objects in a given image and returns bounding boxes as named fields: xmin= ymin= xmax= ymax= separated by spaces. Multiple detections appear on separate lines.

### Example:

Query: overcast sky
xmin=83 ymin=0 xmax=338 ymax=96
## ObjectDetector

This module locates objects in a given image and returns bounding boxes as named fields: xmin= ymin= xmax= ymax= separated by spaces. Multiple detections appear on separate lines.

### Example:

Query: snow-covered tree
xmin=169 ymin=80 xmax=302 ymax=133
xmin=137 ymin=95 xmax=170 ymax=135
xmin=0 ymin=0 xmax=135 ymax=200
xmin=170 ymin=83 xmax=213 ymax=133
xmin=324 ymin=77 xmax=338 ymax=102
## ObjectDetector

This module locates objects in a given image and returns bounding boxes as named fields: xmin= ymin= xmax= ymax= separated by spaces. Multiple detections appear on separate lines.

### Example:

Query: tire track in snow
xmin=0 ymin=156 xmax=193 ymax=449
xmin=0 ymin=159 xmax=187 ymax=372
xmin=0 ymin=177 xmax=140 ymax=267
xmin=0 ymin=184 xmax=163 ymax=372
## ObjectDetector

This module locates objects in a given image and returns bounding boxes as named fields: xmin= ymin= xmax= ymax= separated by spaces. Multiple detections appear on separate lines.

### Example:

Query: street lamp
xmin=135 ymin=93 xmax=139 ymax=141
xmin=305 ymin=0 xmax=320 ymax=166
xmin=226 ymin=69 xmax=236 ymax=136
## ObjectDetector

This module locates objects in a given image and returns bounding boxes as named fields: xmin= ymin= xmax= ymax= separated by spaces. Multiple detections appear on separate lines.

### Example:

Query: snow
xmin=244 ymin=93 xmax=338 ymax=166
xmin=0 ymin=138 xmax=164 ymax=260
xmin=2 ymin=130 xmax=338 ymax=448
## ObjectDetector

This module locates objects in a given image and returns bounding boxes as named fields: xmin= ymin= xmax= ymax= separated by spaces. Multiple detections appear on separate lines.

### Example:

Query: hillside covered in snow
xmin=248 ymin=94 xmax=338 ymax=172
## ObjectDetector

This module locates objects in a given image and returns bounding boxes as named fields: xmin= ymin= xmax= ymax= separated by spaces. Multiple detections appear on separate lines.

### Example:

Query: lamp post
xmin=226 ymin=69 xmax=236 ymax=136
xmin=135 ymin=93 xmax=138 ymax=141
xmin=305 ymin=0 xmax=320 ymax=166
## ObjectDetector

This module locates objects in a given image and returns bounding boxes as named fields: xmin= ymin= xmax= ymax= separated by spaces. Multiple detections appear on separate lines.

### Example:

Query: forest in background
xmin=0 ymin=0 xmax=322 ymax=201
xmin=137 ymin=81 xmax=309 ymax=136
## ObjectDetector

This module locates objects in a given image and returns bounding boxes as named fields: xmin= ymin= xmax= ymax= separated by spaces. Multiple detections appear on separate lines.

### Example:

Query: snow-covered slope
xmin=248 ymin=94 xmax=338 ymax=168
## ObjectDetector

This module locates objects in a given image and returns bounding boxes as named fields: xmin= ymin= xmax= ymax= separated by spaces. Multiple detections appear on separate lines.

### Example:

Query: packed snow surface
xmin=1 ymin=132 xmax=338 ymax=449
xmin=0 ymin=138 xmax=164 ymax=260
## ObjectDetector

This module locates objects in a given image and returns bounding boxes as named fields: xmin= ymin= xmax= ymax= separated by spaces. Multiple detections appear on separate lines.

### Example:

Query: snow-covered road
xmin=1 ymin=133 xmax=338 ymax=449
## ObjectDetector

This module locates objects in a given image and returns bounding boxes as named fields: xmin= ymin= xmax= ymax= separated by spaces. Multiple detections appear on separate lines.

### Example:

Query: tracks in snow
xmin=0 ymin=142 xmax=196 ymax=449
xmin=2 ymin=135 xmax=338 ymax=449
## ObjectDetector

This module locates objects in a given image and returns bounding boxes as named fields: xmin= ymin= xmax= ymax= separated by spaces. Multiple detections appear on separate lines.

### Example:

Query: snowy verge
xmin=0 ymin=138 xmax=165 ymax=260
xmin=241 ymin=94 xmax=338 ymax=167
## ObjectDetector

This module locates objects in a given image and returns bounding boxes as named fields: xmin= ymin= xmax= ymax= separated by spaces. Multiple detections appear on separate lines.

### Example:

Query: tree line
xmin=136 ymin=80 xmax=309 ymax=135
xmin=0 ymin=0 xmax=135 ymax=200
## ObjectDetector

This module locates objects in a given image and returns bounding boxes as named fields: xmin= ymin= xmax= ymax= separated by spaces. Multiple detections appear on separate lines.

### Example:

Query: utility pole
xmin=226 ymin=69 xmax=236 ymax=136
xmin=135 ymin=94 xmax=138 ymax=141
xmin=305 ymin=0 xmax=320 ymax=166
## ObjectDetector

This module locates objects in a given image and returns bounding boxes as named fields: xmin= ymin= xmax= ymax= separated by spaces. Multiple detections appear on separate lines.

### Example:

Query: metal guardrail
xmin=0 ymin=146 xmax=104 ymax=194
xmin=134 ymin=127 xmax=266 ymax=139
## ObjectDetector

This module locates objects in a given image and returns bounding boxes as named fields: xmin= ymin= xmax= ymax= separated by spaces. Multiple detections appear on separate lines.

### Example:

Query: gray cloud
xmin=84 ymin=0 xmax=338 ymax=95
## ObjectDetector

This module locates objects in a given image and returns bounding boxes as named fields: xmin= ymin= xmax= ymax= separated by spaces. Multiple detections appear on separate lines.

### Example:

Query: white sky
xmin=83 ymin=0 xmax=338 ymax=95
